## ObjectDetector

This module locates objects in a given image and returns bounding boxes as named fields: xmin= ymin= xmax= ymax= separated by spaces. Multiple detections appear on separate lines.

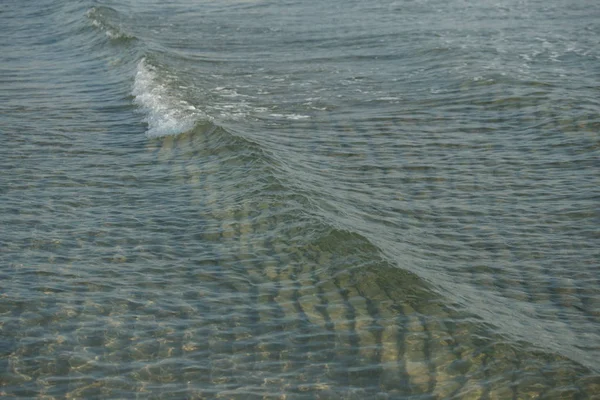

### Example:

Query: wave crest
xmin=132 ymin=59 xmax=204 ymax=138
xmin=86 ymin=6 xmax=136 ymax=42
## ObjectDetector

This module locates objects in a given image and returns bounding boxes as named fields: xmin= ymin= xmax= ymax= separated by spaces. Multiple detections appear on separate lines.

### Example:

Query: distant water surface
xmin=1 ymin=0 xmax=599 ymax=397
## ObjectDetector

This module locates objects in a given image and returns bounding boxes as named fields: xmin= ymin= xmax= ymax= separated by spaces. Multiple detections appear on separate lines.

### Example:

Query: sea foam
xmin=132 ymin=59 xmax=200 ymax=138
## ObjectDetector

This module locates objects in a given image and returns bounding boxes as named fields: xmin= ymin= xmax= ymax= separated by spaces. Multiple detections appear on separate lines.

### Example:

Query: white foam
xmin=267 ymin=113 xmax=310 ymax=120
xmin=132 ymin=59 xmax=201 ymax=138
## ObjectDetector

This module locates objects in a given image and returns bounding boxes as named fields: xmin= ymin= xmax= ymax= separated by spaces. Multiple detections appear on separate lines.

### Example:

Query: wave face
xmin=132 ymin=59 xmax=204 ymax=137
xmin=1 ymin=0 xmax=599 ymax=397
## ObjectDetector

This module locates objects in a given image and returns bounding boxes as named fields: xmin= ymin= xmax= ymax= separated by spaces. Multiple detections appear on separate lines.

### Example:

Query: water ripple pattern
xmin=1 ymin=0 xmax=599 ymax=398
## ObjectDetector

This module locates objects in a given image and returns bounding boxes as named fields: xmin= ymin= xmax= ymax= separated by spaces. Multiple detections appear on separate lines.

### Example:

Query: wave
xmin=86 ymin=6 xmax=136 ymax=42
xmin=132 ymin=58 xmax=207 ymax=138
xmin=130 ymin=57 xmax=600 ymax=371
xmin=116 ymin=9 xmax=600 ymax=372
xmin=130 ymin=58 xmax=312 ymax=138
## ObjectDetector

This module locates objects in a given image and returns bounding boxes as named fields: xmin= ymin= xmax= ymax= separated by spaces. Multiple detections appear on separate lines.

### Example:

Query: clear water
xmin=1 ymin=0 xmax=599 ymax=398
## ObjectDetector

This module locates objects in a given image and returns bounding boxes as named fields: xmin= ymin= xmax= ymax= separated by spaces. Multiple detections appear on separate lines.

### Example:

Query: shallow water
xmin=1 ymin=0 xmax=599 ymax=398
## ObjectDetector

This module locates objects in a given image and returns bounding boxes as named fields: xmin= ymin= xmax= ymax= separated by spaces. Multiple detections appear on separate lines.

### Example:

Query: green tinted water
xmin=1 ymin=0 xmax=599 ymax=398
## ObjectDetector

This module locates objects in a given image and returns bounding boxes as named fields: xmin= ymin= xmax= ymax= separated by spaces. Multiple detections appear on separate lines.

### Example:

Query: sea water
xmin=1 ymin=0 xmax=599 ymax=397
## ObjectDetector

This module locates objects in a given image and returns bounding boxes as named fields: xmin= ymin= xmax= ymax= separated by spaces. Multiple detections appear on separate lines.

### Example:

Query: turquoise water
xmin=1 ymin=0 xmax=599 ymax=398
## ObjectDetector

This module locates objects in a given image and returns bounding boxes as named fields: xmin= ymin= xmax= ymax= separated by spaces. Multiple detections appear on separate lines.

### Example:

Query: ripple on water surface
xmin=1 ymin=0 xmax=599 ymax=398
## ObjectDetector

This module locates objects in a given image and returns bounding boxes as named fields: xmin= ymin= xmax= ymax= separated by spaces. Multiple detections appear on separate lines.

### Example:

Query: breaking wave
xmin=132 ymin=58 xmax=205 ymax=138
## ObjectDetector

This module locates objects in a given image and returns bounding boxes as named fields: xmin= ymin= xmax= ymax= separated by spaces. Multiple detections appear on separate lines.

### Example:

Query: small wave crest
xmin=86 ymin=6 xmax=135 ymax=42
xmin=132 ymin=59 xmax=204 ymax=138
